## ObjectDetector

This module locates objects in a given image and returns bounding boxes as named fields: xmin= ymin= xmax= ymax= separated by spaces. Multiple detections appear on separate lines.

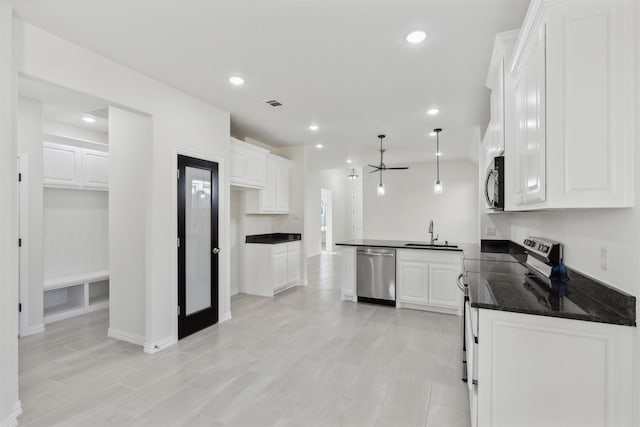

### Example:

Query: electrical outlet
xmin=600 ymin=246 xmax=609 ymax=270
xmin=485 ymin=225 xmax=496 ymax=236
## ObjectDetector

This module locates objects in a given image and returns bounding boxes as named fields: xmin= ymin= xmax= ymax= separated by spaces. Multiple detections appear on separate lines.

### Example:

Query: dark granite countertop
xmin=468 ymin=240 xmax=636 ymax=326
xmin=246 ymin=233 xmax=301 ymax=244
xmin=336 ymin=239 xmax=466 ymax=252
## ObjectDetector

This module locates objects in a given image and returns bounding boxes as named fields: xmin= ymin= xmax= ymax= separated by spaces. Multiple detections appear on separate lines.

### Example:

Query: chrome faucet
xmin=428 ymin=219 xmax=438 ymax=244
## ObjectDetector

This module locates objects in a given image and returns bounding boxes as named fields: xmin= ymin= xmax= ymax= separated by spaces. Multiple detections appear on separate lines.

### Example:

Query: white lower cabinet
xmin=243 ymin=241 xmax=301 ymax=297
xmin=396 ymin=250 xmax=463 ymax=315
xmin=473 ymin=309 xmax=634 ymax=427
xmin=43 ymin=271 xmax=110 ymax=324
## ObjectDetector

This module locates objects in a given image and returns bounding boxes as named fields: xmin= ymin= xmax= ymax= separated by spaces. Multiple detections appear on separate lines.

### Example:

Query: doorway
xmin=177 ymin=154 xmax=219 ymax=339
xmin=321 ymin=188 xmax=333 ymax=252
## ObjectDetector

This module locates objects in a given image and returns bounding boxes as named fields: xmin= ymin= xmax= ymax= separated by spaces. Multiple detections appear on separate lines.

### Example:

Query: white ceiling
xmin=19 ymin=76 xmax=110 ymax=133
xmin=12 ymin=0 xmax=528 ymax=169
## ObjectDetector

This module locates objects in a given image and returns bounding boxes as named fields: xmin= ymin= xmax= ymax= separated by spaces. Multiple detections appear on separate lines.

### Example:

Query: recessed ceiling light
xmin=427 ymin=108 xmax=440 ymax=116
xmin=82 ymin=116 xmax=96 ymax=123
xmin=308 ymin=124 xmax=319 ymax=131
xmin=429 ymin=131 xmax=437 ymax=136
xmin=346 ymin=159 xmax=353 ymax=164
xmin=316 ymin=144 xmax=323 ymax=149
xmin=406 ymin=30 xmax=427 ymax=44
xmin=229 ymin=76 xmax=245 ymax=86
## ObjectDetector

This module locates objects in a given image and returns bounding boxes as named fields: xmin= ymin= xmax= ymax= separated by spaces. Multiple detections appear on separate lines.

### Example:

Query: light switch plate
xmin=485 ymin=225 xmax=496 ymax=236
xmin=600 ymin=246 xmax=609 ymax=270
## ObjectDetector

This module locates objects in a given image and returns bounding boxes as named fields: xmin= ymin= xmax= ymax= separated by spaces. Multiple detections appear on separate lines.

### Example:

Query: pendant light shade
xmin=433 ymin=128 xmax=443 ymax=195
xmin=377 ymin=170 xmax=385 ymax=196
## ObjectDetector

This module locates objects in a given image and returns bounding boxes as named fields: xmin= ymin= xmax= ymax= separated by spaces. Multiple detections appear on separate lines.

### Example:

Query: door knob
xmin=212 ymin=248 xmax=221 ymax=254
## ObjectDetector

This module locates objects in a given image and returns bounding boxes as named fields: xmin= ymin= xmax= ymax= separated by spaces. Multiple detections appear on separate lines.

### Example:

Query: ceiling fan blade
xmin=369 ymin=168 xmax=380 ymax=173
xmin=386 ymin=166 xmax=410 ymax=170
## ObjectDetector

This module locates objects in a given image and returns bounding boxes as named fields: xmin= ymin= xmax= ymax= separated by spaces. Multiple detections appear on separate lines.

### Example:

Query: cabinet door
xmin=397 ymin=260 xmax=429 ymax=305
xmin=272 ymin=252 xmax=288 ymax=291
xmin=546 ymin=1 xmax=633 ymax=208
xmin=493 ymin=58 xmax=505 ymax=155
xmin=82 ymin=149 xmax=109 ymax=190
xmin=341 ymin=247 xmax=356 ymax=299
xmin=287 ymin=247 xmax=300 ymax=284
xmin=260 ymin=158 xmax=276 ymax=212
xmin=245 ymin=150 xmax=266 ymax=188
xmin=513 ymin=25 xmax=546 ymax=206
xmin=229 ymin=145 xmax=246 ymax=185
xmin=43 ymin=143 xmax=81 ymax=188
xmin=427 ymin=263 xmax=461 ymax=309
xmin=275 ymin=162 xmax=290 ymax=212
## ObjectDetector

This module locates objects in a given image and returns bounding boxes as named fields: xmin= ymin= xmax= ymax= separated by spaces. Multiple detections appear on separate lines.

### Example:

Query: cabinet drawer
xmin=272 ymin=243 xmax=287 ymax=255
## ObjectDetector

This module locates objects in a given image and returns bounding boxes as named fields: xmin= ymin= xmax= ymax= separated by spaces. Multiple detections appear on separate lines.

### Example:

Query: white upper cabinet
xmin=43 ymin=142 xmax=108 ymax=191
xmin=509 ymin=0 xmax=634 ymax=209
xmin=245 ymin=154 xmax=291 ymax=214
xmin=485 ymin=30 xmax=519 ymax=159
xmin=81 ymin=149 xmax=109 ymax=190
xmin=43 ymin=142 xmax=82 ymax=187
xmin=512 ymin=23 xmax=546 ymax=205
xmin=229 ymin=137 xmax=269 ymax=189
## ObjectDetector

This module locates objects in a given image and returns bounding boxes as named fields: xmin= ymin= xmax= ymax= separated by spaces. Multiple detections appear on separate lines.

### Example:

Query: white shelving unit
xmin=43 ymin=270 xmax=109 ymax=324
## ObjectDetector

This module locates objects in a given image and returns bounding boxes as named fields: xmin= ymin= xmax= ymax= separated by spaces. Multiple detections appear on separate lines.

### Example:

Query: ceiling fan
xmin=368 ymin=134 xmax=409 ymax=173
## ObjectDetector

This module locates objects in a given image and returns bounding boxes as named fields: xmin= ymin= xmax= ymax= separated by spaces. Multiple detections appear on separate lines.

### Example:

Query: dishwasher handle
xmin=358 ymin=252 xmax=395 ymax=257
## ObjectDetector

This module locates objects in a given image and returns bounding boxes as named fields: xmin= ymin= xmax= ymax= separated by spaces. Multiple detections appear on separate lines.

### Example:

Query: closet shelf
xmin=44 ymin=270 xmax=110 ymax=291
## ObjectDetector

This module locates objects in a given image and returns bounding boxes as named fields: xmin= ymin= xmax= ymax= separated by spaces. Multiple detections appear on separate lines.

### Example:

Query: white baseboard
xmin=1 ymin=401 xmax=22 ymax=427
xmin=230 ymin=287 xmax=239 ymax=296
xmin=307 ymin=251 xmax=320 ymax=258
xmin=19 ymin=323 xmax=45 ymax=337
xmin=144 ymin=336 xmax=177 ymax=354
xmin=108 ymin=328 xmax=145 ymax=346
xmin=220 ymin=311 xmax=232 ymax=323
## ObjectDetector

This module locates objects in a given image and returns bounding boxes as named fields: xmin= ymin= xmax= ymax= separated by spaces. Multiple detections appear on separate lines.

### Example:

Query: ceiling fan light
xmin=377 ymin=183 xmax=385 ymax=196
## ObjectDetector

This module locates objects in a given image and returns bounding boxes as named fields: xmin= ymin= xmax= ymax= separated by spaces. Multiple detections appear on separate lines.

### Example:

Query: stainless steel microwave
xmin=485 ymin=156 xmax=504 ymax=210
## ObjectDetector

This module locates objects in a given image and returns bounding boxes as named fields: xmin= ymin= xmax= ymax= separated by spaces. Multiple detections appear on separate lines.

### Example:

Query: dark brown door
xmin=177 ymin=155 xmax=219 ymax=339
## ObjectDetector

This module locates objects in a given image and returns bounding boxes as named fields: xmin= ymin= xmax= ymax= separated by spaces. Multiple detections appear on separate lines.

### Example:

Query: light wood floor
xmin=18 ymin=253 xmax=470 ymax=426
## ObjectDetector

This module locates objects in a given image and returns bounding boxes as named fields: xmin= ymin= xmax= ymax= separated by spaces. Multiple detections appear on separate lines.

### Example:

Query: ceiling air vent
xmin=86 ymin=106 xmax=109 ymax=119
xmin=265 ymin=99 xmax=283 ymax=107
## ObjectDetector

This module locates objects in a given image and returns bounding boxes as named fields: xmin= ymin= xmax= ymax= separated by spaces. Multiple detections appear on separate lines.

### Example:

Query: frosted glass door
xmin=185 ymin=166 xmax=211 ymax=315
xmin=177 ymin=155 xmax=219 ymax=339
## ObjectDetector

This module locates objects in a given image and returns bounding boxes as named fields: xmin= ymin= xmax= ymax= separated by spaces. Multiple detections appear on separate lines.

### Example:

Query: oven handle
xmin=485 ymin=168 xmax=496 ymax=207
xmin=456 ymin=273 xmax=466 ymax=292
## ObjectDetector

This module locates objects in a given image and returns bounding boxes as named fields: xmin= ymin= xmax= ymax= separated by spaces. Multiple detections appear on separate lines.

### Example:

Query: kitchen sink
xmin=404 ymin=243 xmax=458 ymax=249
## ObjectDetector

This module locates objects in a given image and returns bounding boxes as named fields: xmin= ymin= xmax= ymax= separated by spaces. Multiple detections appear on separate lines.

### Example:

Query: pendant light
xmin=433 ymin=128 xmax=443 ymax=195
xmin=377 ymin=169 xmax=385 ymax=196
xmin=348 ymin=168 xmax=359 ymax=180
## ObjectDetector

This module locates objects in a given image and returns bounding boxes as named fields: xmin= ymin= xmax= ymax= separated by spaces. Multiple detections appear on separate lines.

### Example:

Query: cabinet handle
xmin=485 ymin=168 xmax=496 ymax=207
xmin=456 ymin=273 xmax=466 ymax=292
xmin=212 ymin=248 xmax=221 ymax=254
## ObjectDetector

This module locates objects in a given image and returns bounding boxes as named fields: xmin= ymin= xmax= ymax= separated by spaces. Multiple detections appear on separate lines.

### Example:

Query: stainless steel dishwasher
xmin=356 ymin=247 xmax=396 ymax=305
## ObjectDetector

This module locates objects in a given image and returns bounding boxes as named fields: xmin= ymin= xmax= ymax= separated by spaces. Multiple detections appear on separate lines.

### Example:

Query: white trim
xmin=143 ymin=336 xmax=177 ymax=354
xmin=230 ymin=287 xmax=239 ymax=296
xmin=45 ymin=302 xmax=108 ymax=324
xmin=43 ymin=270 xmax=109 ymax=291
xmin=43 ymin=133 xmax=108 ymax=150
xmin=509 ymin=0 xmax=551 ymax=75
xmin=1 ymin=401 xmax=22 ymax=427
xmin=219 ymin=311 xmax=232 ymax=323
xmin=19 ymin=323 xmax=44 ymax=337
xmin=108 ymin=328 xmax=145 ymax=346
xmin=17 ymin=154 xmax=29 ymax=338
xmin=171 ymin=148 xmax=228 ymax=346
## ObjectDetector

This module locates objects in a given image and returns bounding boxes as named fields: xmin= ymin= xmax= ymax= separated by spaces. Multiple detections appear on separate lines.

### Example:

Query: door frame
xmin=17 ymin=154 xmax=28 ymax=337
xmin=170 ymin=149 xmax=228 ymax=345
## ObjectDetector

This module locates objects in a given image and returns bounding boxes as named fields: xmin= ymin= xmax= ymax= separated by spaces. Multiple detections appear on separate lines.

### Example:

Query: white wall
xmin=15 ymin=20 xmax=231 ymax=351
xmin=305 ymin=167 xmax=322 ymax=257
xmin=0 ymin=3 xmax=21 ymax=425
xmin=17 ymin=96 xmax=44 ymax=335
xmin=44 ymin=188 xmax=109 ymax=278
xmin=364 ymin=160 xmax=479 ymax=244
xmin=108 ymin=107 xmax=151 ymax=341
